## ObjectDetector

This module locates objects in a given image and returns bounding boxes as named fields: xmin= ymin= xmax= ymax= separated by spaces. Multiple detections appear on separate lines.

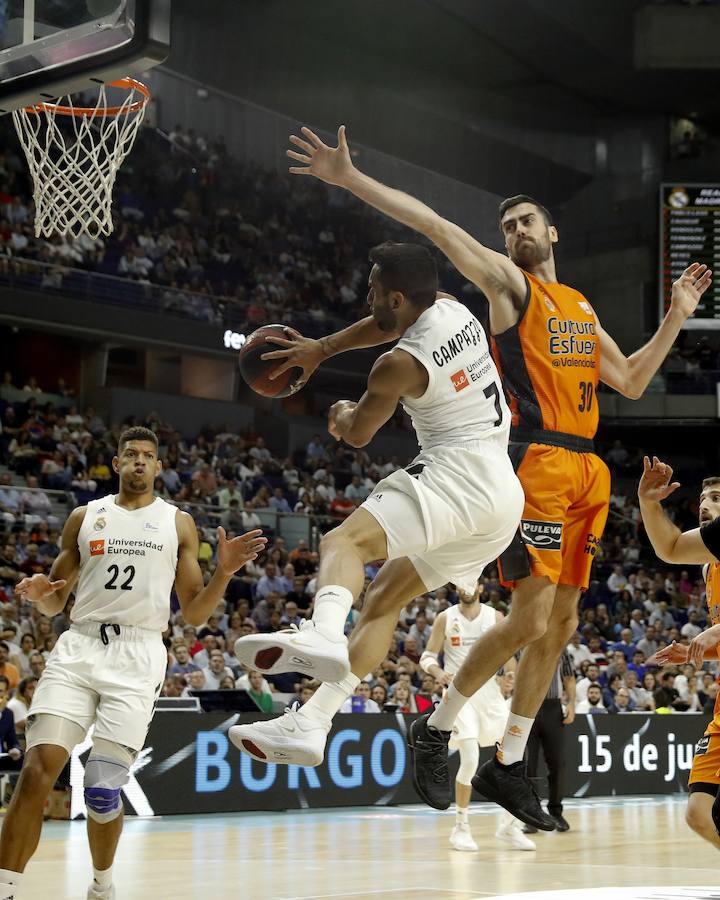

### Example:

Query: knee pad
xmin=84 ymin=738 xmax=135 ymax=824
xmin=455 ymin=739 xmax=480 ymax=786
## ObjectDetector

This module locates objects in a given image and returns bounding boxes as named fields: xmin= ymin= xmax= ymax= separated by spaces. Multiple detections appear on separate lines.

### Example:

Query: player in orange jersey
xmin=639 ymin=458 xmax=720 ymax=849
xmin=270 ymin=124 xmax=711 ymax=826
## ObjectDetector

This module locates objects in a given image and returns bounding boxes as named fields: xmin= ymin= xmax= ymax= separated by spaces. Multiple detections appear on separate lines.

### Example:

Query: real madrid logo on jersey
xmin=450 ymin=619 xmax=461 ymax=647
xmin=93 ymin=516 xmax=106 ymax=532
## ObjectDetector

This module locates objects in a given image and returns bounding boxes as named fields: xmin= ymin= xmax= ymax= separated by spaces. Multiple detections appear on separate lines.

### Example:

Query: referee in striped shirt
xmin=524 ymin=650 xmax=576 ymax=833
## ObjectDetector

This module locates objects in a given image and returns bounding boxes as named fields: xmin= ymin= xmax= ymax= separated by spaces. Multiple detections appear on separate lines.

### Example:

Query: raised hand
xmin=287 ymin=125 xmax=355 ymax=187
xmin=260 ymin=332 xmax=325 ymax=389
xmin=216 ymin=527 xmax=267 ymax=576
xmin=645 ymin=641 xmax=688 ymax=667
xmin=638 ymin=456 xmax=680 ymax=503
xmin=16 ymin=573 xmax=67 ymax=603
xmin=670 ymin=262 xmax=713 ymax=319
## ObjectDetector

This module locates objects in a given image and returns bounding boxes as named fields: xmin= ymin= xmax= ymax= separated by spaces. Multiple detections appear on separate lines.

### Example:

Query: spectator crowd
xmin=0 ymin=114 xmax=715 ymax=386
xmin=0 ymin=383 xmax=718 ymax=726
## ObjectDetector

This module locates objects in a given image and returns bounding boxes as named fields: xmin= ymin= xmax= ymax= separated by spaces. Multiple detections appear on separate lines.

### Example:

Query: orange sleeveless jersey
xmin=704 ymin=562 xmax=720 ymax=736
xmin=492 ymin=271 xmax=600 ymax=440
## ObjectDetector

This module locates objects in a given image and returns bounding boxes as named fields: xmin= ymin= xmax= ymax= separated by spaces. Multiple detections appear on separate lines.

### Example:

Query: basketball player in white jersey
xmin=419 ymin=584 xmax=533 ymax=852
xmin=0 ymin=427 xmax=266 ymax=900
xmin=230 ymin=241 xmax=525 ymax=768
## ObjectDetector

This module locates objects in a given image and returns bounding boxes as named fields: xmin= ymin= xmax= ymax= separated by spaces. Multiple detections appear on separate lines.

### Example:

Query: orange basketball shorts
xmin=498 ymin=443 xmax=610 ymax=591
xmin=689 ymin=731 xmax=720 ymax=788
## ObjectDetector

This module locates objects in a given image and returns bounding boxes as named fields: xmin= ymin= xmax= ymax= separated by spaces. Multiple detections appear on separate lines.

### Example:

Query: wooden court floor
xmin=10 ymin=795 xmax=720 ymax=900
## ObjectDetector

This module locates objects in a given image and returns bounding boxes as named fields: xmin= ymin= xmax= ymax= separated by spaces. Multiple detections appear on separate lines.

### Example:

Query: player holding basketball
xmin=0 ymin=427 xmax=266 ymax=900
xmin=254 ymin=124 xmax=711 ymax=827
xmin=230 ymin=241 xmax=525 ymax=764
xmin=638 ymin=457 xmax=720 ymax=851
xmin=419 ymin=583 xmax=533 ymax=852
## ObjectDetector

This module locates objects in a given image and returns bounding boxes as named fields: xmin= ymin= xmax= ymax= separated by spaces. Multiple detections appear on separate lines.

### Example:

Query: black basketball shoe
xmin=549 ymin=812 xmax=570 ymax=832
xmin=407 ymin=713 xmax=451 ymax=810
xmin=472 ymin=751 xmax=556 ymax=831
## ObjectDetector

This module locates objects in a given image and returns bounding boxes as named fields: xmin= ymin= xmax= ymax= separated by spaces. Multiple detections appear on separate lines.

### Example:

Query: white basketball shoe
xmin=449 ymin=822 xmax=478 ymax=852
xmin=87 ymin=883 xmax=115 ymax=899
xmin=495 ymin=820 xmax=537 ymax=851
xmin=234 ymin=621 xmax=350 ymax=682
xmin=229 ymin=707 xmax=331 ymax=766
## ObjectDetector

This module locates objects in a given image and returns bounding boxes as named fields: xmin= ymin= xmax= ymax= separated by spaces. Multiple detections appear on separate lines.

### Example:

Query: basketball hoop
xmin=13 ymin=78 xmax=150 ymax=239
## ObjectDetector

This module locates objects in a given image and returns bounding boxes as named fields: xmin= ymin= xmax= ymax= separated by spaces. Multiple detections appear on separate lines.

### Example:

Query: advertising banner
xmin=68 ymin=712 xmax=707 ymax=817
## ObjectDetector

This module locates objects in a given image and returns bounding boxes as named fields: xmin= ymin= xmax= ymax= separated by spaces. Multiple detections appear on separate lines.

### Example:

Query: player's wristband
xmin=419 ymin=651 xmax=439 ymax=674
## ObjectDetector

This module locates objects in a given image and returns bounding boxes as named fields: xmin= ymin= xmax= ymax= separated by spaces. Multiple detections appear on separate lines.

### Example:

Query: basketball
xmin=238 ymin=324 xmax=303 ymax=398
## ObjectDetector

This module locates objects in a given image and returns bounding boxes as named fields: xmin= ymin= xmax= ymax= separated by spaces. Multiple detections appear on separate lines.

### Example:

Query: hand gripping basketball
xmin=16 ymin=573 xmax=67 ymax=603
xmin=238 ymin=325 xmax=310 ymax=398
xmin=260 ymin=330 xmax=326 ymax=392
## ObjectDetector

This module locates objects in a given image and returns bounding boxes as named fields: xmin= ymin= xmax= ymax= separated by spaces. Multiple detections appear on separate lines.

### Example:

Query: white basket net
xmin=12 ymin=78 xmax=150 ymax=239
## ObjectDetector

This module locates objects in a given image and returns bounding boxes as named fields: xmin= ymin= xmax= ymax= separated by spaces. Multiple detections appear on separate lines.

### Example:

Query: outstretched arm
xmin=259 ymin=316 xmax=402 ymax=390
xmin=15 ymin=505 xmax=84 ymax=616
xmin=261 ymin=292 xmax=459 ymax=388
xmin=599 ymin=263 xmax=712 ymax=399
xmin=648 ymin=626 xmax=720 ymax=668
xmin=638 ymin=456 xmax=717 ymax=564
xmin=287 ymin=126 xmax=525 ymax=333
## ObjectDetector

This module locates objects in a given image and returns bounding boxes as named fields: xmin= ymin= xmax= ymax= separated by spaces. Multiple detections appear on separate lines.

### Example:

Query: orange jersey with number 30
xmin=492 ymin=271 xmax=600 ymax=440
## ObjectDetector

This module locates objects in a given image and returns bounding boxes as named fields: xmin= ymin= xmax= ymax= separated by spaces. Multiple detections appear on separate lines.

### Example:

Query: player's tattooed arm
xmin=286 ymin=125 xmax=525 ymax=334
xmin=260 ymin=316 xmax=404 ymax=389
xmin=262 ymin=293 xmax=458 ymax=388
xmin=638 ymin=456 xmax=718 ymax=564
xmin=327 ymin=349 xmax=426 ymax=448
xmin=174 ymin=511 xmax=267 ymax=627
xmin=15 ymin=505 xmax=84 ymax=615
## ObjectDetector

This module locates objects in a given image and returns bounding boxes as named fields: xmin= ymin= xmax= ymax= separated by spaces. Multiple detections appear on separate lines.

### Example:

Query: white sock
xmin=93 ymin=866 xmax=113 ymax=889
xmin=428 ymin=682 xmax=471 ymax=732
xmin=500 ymin=811 xmax=516 ymax=830
xmin=299 ymin=673 xmax=360 ymax=723
xmin=311 ymin=585 xmax=354 ymax=637
xmin=0 ymin=869 xmax=23 ymax=899
xmin=497 ymin=713 xmax=535 ymax=766
xmin=455 ymin=805 xmax=469 ymax=825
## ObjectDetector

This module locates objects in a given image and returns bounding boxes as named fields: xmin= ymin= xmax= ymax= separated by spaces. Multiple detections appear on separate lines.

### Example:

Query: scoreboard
xmin=660 ymin=183 xmax=720 ymax=329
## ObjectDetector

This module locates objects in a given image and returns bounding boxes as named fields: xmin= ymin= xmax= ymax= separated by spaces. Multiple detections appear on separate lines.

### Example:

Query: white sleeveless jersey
xmin=393 ymin=298 xmax=510 ymax=451
xmin=72 ymin=495 xmax=179 ymax=632
xmin=443 ymin=602 xmax=498 ymax=675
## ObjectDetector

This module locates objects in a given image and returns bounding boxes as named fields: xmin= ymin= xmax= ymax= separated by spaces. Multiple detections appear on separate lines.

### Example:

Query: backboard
xmin=0 ymin=0 xmax=170 ymax=114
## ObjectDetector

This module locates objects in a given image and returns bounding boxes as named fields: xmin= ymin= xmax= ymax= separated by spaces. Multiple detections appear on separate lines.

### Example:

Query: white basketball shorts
xmin=449 ymin=681 xmax=509 ymax=748
xmin=30 ymin=622 xmax=167 ymax=752
xmin=361 ymin=440 xmax=524 ymax=593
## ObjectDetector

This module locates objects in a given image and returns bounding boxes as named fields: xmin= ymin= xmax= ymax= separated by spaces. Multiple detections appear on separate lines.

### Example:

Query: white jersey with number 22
xmin=72 ymin=495 xmax=179 ymax=632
